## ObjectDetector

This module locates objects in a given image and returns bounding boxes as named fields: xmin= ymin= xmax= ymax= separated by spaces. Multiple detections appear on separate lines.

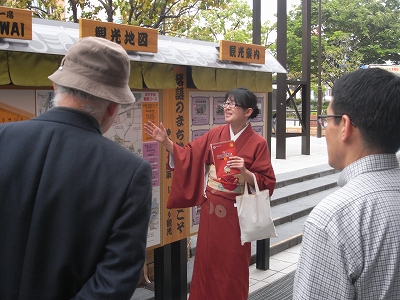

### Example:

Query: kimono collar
xmin=230 ymin=122 xmax=250 ymax=141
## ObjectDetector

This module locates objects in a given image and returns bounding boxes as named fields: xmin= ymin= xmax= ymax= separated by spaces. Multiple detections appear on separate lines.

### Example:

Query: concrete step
xmin=275 ymin=164 xmax=339 ymax=189
xmin=271 ymin=172 xmax=340 ymax=206
xmin=250 ymin=186 xmax=340 ymax=258
xmin=190 ymin=165 xmax=342 ymax=262
xmin=272 ymin=185 xmax=340 ymax=226
xmin=248 ymin=165 xmax=341 ymax=261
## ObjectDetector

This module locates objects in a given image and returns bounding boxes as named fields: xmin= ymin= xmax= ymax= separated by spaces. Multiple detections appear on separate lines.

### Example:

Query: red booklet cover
xmin=210 ymin=140 xmax=241 ymax=178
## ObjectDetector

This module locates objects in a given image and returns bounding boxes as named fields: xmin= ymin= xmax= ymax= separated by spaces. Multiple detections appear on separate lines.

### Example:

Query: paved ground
xmin=270 ymin=135 xmax=329 ymax=175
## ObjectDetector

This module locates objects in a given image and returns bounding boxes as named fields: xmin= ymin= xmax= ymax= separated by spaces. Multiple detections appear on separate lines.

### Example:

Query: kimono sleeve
xmin=166 ymin=135 xmax=211 ymax=209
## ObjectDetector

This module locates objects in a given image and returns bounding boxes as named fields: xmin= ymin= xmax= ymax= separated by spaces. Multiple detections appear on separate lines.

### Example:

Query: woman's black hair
xmin=225 ymin=87 xmax=260 ymax=119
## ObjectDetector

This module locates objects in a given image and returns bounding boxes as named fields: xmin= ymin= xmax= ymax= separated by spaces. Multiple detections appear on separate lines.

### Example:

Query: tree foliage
xmin=1 ymin=0 xmax=64 ymax=19
xmin=322 ymin=0 xmax=400 ymax=65
xmin=183 ymin=0 xmax=275 ymax=44
xmin=285 ymin=0 xmax=400 ymax=87
xmin=1 ymin=0 xmax=274 ymax=44
xmin=64 ymin=0 xmax=231 ymax=33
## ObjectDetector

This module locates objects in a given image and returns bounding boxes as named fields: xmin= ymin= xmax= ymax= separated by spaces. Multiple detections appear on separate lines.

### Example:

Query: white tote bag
xmin=236 ymin=175 xmax=277 ymax=245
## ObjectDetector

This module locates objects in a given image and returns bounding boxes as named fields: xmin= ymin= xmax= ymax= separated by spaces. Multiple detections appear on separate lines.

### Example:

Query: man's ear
xmin=99 ymin=102 xmax=120 ymax=134
xmin=107 ymin=102 xmax=119 ymax=118
xmin=341 ymin=115 xmax=354 ymax=142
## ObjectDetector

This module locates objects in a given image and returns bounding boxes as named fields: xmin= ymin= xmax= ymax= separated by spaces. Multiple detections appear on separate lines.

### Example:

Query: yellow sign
xmin=0 ymin=6 xmax=32 ymax=40
xmin=79 ymin=18 xmax=158 ymax=53
xmin=219 ymin=40 xmax=265 ymax=64
xmin=0 ymin=102 xmax=34 ymax=123
xmin=161 ymin=66 xmax=190 ymax=245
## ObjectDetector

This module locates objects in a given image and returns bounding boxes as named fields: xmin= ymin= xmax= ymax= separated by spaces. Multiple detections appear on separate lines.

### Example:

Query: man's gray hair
xmin=52 ymin=85 xmax=112 ymax=120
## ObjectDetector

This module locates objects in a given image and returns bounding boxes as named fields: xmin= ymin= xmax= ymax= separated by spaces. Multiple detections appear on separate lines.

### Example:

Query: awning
xmin=0 ymin=18 xmax=286 ymax=91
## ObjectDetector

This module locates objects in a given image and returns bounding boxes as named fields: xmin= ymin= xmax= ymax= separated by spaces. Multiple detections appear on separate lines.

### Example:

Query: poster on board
xmin=251 ymin=97 xmax=264 ymax=123
xmin=191 ymin=96 xmax=210 ymax=126
xmin=213 ymin=97 xmax=226 ymax=124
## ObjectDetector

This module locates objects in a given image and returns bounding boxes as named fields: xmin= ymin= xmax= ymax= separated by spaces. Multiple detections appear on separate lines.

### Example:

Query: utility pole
xmin=317 ymin=0 xmax=322 ymax=138
xmin=252 ymin=0 xmax=261 ymax=45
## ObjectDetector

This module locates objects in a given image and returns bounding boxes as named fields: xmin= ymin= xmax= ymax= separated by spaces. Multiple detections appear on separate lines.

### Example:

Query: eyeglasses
xmin=222 ymin=101 xmax=242 ymax=109
xmin=317 ymin=114 xmax=357 ymax=129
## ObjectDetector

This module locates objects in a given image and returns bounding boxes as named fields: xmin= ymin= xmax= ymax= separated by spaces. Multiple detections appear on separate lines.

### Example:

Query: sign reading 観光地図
xmin=0 ymin=6 xmax=32 ymax=40
xmin=79 ymin=18 xmax=158 ymax=53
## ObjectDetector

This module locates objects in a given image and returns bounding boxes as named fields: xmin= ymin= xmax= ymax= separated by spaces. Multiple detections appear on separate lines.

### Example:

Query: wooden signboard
xmin=0 ymin=102 xmax=34 ymax=123
xmin=219 ymin=40 xmax=265 ymax=64
xmin=79 ymin=18 xmax=158 ymax=53
xmin=0 ymin=6 xmax=32 ymax=40
xmin=161 ymin=66 xmax=190 ymax=245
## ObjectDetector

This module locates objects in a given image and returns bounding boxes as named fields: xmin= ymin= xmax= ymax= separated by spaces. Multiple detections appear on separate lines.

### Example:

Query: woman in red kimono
xmin=145 ymin=87 xmax=276 ymax=300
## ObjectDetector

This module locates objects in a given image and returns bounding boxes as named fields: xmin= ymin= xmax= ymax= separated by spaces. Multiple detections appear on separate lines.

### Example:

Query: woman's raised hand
xmin=144 ymin=121 xmax=174 ymax=153
xmin=144 ymin=121 xmax=168 ymax=143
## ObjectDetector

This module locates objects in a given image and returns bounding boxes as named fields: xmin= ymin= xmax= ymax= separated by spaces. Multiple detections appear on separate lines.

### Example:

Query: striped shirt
xmin=293 ymin=154 xmax=400 ymax=299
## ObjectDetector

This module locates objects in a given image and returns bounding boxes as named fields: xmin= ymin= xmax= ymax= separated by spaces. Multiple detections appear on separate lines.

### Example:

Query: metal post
xmin=171 ymin=239 xmax=188 ymax=300
xmin=276 ymin=0 xmax=287 ymax=159
xmin=266 ymin=92 xmax=272 ymax=151
xmin=317 ymin=0 xmax=323 ymax=138
xmin=154 ymin=244 xmax=172 ymax=300
xmin=256 ymin=239 xmax=270 ymax=270
xmin=301 ymin=0 xmax=311 ymax=154
xmin=252 ymin=0 xmax=261 ymax=45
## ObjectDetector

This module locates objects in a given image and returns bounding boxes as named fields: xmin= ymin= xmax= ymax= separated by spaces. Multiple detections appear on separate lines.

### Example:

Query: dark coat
xmin=0 ymin=107 xmax=152 ymax=299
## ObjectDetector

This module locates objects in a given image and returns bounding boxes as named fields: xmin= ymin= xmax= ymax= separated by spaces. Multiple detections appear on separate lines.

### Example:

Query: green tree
xmin=322 ymin=31 xmax=363 ymax=88
xmin=284 ymin=0 xmax=400 ymax=88
xmin=70 ymin=0 xmax=230 ymax=33
xmin=1 ymin=0 xmax=64 ymax=19
xmin=322 ymin=0 xmax=400 ymax=64
xmin=183 ymin=0 xmax=275 ymax=44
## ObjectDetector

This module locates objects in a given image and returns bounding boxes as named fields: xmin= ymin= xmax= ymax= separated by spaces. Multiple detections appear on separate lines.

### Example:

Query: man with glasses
xmin=293 ymin=68 xmax=400 ymax=299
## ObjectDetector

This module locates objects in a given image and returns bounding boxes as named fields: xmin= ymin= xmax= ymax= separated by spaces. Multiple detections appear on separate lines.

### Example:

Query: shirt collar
xmin=230 ymin=123 xmax=249 ymax=141
xmin=338 ymin=153 xmax=399 ymax=187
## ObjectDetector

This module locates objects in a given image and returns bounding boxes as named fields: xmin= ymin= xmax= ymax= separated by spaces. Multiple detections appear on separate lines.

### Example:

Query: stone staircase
xmin=263 ymin=164 xmax=340 ymax=257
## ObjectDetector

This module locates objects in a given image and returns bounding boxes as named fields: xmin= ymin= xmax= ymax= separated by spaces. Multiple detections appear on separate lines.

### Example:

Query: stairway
xmin=261 ymin=163 xmax=340 ymax=258
xmin=188 ymin=163 xmax=340 ymax=282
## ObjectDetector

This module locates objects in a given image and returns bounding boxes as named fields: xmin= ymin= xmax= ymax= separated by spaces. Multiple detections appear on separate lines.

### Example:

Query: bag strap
xmin=243 ymin=179 xmax=249 ymax=195
xmin=243 ymin=173 xmax=260 ymax=196
xmin=251 ymin=172 xmax=260 ymax=194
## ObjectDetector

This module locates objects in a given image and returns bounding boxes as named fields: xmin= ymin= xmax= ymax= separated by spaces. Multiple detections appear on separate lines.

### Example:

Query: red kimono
xmin=169 ymin=124 xmax=276 ymax=300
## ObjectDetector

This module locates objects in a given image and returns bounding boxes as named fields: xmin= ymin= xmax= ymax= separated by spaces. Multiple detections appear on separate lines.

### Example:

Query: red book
xmin=210 ymin=140 xmax=240 ymax=178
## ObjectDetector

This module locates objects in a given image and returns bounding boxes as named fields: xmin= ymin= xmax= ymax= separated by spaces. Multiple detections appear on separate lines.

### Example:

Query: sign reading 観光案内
xmin=0 ymin=6 xmax=32 ymax=40
xmin=79 ymin=18 xmax=158 ymax=53
xmin=219 ymin=40 xmax=265 ymax=64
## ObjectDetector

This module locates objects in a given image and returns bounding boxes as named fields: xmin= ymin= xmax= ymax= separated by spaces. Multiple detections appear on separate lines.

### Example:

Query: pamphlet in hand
xmin=210 ymin=140 xmax=240 ymax=179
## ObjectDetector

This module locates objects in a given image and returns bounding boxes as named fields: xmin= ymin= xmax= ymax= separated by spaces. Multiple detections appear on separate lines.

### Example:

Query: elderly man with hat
xmin=0 ymin=37 xmax=152 ymax=299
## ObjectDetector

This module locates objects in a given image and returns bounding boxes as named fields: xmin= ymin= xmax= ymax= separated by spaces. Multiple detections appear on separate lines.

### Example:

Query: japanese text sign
xmin=0 ymin=6 xmax=32 ymax=40
xmin=219 ymin=40 xmax=265 ymax=64
xmin=79 ymin=18 xmax=158 ymax=53
xmin=162 ymin=66 xmax=190 ymax=245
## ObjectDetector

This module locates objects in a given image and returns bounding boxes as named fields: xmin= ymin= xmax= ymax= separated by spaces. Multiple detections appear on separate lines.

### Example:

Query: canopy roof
xmin=1 ymin=18 xmax=286 ymax=74
xmin=0 ymin=19 xmax=285 ymax=91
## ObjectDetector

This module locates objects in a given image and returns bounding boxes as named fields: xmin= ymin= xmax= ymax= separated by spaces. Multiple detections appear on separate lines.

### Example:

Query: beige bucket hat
xmin=48 ymin=36 xmax=135 ymax=104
